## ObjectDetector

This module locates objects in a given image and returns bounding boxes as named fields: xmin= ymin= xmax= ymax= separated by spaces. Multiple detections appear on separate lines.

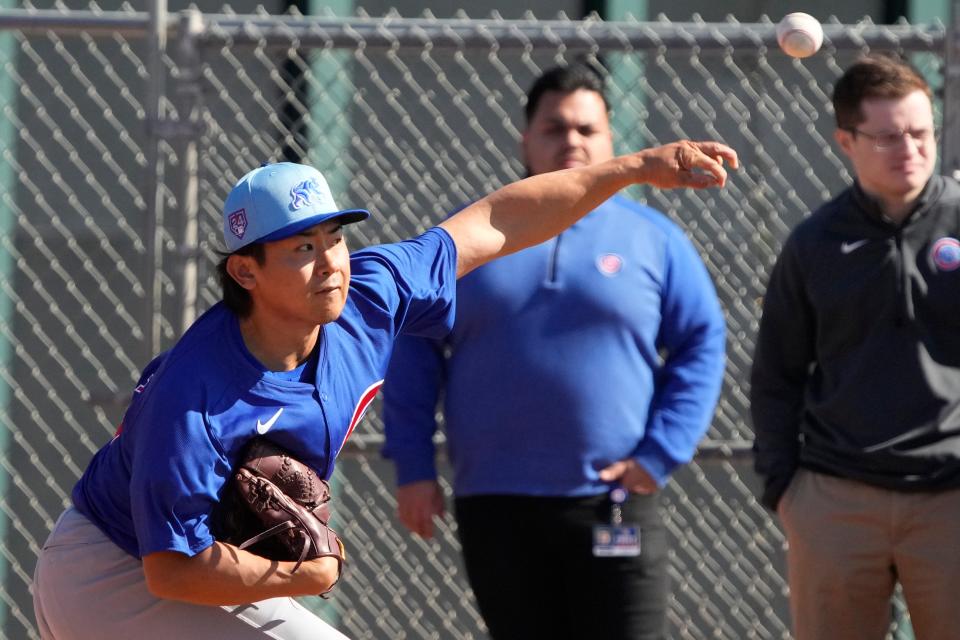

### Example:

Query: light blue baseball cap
xmin=222 ymin=162 xmax=369 ymax=252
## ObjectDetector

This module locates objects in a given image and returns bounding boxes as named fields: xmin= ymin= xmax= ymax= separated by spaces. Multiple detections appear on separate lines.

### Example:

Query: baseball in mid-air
xmin=776 ymin=12 xmax=824 ymax=58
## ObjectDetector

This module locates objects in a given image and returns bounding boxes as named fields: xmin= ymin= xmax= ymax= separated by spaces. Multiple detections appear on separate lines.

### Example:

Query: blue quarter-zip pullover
xmin=383 ymin=195 xmax=725 ymax=496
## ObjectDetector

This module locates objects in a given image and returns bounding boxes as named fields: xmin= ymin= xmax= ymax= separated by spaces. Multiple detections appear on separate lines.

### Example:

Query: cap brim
xmin=257 ymin=208 xmax=370 ymax=244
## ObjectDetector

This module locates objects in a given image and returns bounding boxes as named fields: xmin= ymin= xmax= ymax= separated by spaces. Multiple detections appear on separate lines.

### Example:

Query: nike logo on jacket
xmin=840 ymin=239 xmax=869 ymax=254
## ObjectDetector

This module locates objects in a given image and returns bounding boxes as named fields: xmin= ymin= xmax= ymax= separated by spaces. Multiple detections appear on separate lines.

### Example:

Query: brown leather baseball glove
xmin=212 ymin=437 xmax=346 ymax=595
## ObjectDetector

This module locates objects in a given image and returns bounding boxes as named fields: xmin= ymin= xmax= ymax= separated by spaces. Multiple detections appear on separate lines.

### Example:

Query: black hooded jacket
xmin=751 ymin=175 xmax=960 ymax=510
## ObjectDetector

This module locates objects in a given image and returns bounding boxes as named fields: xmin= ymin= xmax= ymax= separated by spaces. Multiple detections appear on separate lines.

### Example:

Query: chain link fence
xmin=0 ymin=4 xmax=952 ymax=638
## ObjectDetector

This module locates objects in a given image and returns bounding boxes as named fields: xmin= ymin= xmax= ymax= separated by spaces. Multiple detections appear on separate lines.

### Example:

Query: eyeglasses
xmin=847 ymin=127 xmax=939 ymax=151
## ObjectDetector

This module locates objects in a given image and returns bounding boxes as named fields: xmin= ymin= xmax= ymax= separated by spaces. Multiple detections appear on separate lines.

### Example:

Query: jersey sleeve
xmin=127 ymin=376 xmax=230 ymax=557
xmin=632 ymin=225 xmax=726 ymax=485
xmin=348 ymin=227 xmax=458 ymax=339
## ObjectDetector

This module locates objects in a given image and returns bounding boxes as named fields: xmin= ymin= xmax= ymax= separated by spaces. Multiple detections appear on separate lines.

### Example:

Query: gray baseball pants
xmin=33 ymin=507 xmax=349 ymax=640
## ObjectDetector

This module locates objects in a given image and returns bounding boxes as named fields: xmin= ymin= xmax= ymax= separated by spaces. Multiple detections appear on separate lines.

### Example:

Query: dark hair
xmin=832 ymin=53 xmax=932 ymax=130
xmin=217 ymin=242 xmax=266 ymax=318
xmin=524 ymin=62 xmax=610 ymax=124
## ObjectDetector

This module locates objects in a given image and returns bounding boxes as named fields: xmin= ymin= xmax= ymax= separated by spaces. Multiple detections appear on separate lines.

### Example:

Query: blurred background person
xmin=751 ymin=53 xmax=960 ymax=640
xmin=382 ymin=62 xmax=726 ymax=640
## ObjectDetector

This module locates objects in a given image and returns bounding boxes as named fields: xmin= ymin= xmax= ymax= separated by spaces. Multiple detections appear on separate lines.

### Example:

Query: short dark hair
xmin=217 ymin=242 xmax=266 ymax=318
xmin=524 ymin=62 xmax=610 ymax=124
xmin=832 ymin=53 xmax=932 ymax=130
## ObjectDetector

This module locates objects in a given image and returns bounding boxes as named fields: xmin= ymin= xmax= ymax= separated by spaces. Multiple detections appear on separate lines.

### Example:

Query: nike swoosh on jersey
xmin=256 ymin=407 xmax=284 ymax=434
xmin=841 ymin=239 xmax=869 ymax=254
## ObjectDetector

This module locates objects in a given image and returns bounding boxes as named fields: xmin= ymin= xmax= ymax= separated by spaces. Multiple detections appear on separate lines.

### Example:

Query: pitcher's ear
xmin=226 ymin=254 xmax=258 ymax=291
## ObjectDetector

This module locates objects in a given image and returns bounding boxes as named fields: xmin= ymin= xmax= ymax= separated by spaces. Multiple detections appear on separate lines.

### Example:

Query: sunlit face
xmin=522 ymin=89 xmax=614 ymax=175
xmin=835 ymin=89 xmax=936 ymax=210
xmin=240 ymin=220 xmax=351 ymax=327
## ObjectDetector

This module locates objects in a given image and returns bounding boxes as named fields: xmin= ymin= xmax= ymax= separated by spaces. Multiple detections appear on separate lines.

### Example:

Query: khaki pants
xmin=778 ymin=469 xmax=960 ymax=640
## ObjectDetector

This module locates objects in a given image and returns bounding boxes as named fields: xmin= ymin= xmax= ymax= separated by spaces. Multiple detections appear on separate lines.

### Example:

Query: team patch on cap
xmin=931 ymin=237 xmax=960 ymax=272
xmin=228 ymin=209 xmax=248 ymax=239
xmin=289 ymin=178 xmax=325 ymax=210
xmin=596 ymin=253 xmax=624 ymax=276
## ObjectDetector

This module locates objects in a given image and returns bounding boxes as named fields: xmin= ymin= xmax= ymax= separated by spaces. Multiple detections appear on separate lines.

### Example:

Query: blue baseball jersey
xmin=73 ymin=228 xmax=457 ymax=559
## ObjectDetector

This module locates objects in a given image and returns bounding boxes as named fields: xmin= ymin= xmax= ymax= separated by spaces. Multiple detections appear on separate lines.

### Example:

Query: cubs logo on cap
xmin=290 ymin=179 xmax=325 ymax=210
xmin=222 ymin=162 xmax=370 ymax=252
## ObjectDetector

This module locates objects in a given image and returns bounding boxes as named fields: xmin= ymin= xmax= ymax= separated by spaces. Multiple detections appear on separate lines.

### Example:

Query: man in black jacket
xmin=751 ymin=53 xmax=960 ymax=640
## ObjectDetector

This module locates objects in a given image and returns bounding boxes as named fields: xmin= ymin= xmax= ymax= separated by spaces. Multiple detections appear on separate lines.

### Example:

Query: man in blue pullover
xmin=382 ymin=63 xmax=726 ymax=640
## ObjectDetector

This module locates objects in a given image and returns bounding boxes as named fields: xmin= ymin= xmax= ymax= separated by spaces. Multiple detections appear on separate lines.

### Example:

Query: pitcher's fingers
xmin=684 ymin=170 xmax=725 ymax=189
xmin=682 ymin=150 xmax=727 ymax=187
xmin=692 ymin=147 xmax=727 ymax=177
xmin=678 ymin=143 xmax=725 ymax=183
xmin=695 ymin=141 xmax=739 ymax=169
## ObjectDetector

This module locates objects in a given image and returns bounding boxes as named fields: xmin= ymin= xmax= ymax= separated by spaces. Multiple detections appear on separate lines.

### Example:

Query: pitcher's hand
xmin=636 ymin=140 xmax=739 ymax=189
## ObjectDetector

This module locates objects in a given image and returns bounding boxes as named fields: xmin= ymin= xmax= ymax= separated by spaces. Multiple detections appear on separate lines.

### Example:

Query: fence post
xmin=170 ymin=8 xmax=204 ymax=336
xmin=944 ymin=2 xmax=960 ymax=178
xmin=144 ymin=0 xmax=167 ymax=356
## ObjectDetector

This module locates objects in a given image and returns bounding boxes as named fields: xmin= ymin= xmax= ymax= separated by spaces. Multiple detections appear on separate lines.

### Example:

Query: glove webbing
xmin=235 ymin=470 xmax=345 ymax=590
xmin=238 ymin=520 xmax=313 ymax=573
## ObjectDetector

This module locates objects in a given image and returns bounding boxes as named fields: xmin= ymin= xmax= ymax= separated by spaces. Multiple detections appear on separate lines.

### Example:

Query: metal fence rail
xmin=0 ymin=6 xmax=951 ymax=638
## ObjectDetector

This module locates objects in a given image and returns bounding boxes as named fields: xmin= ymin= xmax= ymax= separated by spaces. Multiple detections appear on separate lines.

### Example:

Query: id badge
xmin=592 ymin=524 xmax=641 ymax=557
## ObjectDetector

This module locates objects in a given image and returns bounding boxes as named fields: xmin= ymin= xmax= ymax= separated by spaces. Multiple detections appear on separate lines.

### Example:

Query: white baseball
xmin=776 ymin=12 xmax=824 ymax=58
